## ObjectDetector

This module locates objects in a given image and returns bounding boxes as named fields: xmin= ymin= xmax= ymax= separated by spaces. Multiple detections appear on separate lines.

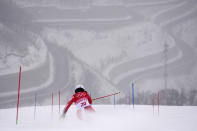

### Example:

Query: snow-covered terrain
xmin=1 ymin=105 xmax=197 ymax=131
xmin=1 ymin=0 xmax=197 ymax=111
xmin=1 ymin=1 xmax=197 ymax=131
xmin=43 ymin=22 xmax=174 ymax=71
xmin=173 ymin=18 xmax=197 ymax=49
xmin=0 ymin=23 xmax=48 ymax=75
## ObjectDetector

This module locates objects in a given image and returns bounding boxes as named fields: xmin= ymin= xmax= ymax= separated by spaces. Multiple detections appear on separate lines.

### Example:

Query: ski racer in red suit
xmin=61 ymin=85 xmax=95 ymax=120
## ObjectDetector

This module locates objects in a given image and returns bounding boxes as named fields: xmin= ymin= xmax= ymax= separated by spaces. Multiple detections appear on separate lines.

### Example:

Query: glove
xmin=60 ymin=113 xmax=66 ymax=120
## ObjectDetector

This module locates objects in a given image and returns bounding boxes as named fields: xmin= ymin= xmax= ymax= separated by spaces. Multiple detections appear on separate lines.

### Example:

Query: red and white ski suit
xmin=63 ymin=91 xmax=95 ymax=119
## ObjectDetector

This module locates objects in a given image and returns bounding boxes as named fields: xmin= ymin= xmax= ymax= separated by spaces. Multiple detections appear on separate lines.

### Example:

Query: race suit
xmin=63 ymin=91 xmax=95 ymax=119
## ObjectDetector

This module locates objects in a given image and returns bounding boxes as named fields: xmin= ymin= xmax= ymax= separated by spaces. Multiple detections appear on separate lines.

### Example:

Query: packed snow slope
xmin=0 ymin=105 xmax=197 ymax=131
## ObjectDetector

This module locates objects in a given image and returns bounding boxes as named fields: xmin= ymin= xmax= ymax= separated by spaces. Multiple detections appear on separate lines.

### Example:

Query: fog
xmin=0 ymin=0 xmax=197 ymax=108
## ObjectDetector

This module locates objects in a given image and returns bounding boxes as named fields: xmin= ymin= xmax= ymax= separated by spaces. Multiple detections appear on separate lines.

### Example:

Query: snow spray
xmin=16 ymin=66 xmax=21 ymax=125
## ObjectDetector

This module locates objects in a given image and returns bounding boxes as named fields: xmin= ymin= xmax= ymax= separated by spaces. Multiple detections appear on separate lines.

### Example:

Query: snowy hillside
xmin=173 ymin=18 xmax=197 ymax=50
xmin=43 ymin=22 xmax=174 ymax=71
xmin=14 ymin=0 xmax=124 ymax=8
xmin=0 ymin=25 xmax=47 ymax=75
xmin=1 ymin=105 xmax=197 ymax=131
xmin=1 ymin=0 xmax=197 ymax=108
xmin=0 ymin=1 xmax=48 ymax=75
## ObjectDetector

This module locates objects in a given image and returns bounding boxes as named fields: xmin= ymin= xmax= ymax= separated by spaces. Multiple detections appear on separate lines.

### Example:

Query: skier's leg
xmin=77 ymin=109 xmax=83 ymax=120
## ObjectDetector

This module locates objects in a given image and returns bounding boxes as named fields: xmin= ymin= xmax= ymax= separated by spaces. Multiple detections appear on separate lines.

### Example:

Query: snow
xmin=0 ymin=105 xmax=197 ymax=131
xmin=13 ymin=0 xmax=124 ymax=8
xmin=43 ymin=22 xmax=175 ymax=71
xmin=150 ymin=1 xmax=187 ymax=21
xmin=112 ymin=48 xmax=182 ymax=84
xmin=14 ymin=0 xmax=175 ymax=8
xmin=0 ymin=34 xmax=48 ymax=76
xmin=126 ymin=0 xmax=174 ymax=7
xmin=173 ymin=18 xmax=197 ymax=47
xmin=33 ymin=16 xmax=131 ymax=23
xmin=159 ymin=6 xmax=197 ymax=27
xmin=0 ymin=53 xmax=55 ymax=98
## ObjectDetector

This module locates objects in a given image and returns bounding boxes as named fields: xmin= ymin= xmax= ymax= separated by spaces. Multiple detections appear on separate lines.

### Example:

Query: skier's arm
xmin=62 ymin=96 xmax=74 ymax=117
xmin=87 ymin=93 xmax=93 ymax=104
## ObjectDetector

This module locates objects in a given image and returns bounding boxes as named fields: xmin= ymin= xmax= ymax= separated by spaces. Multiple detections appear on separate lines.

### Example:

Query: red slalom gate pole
xmin=16 ymin=66 xmax=22 ymax=125
xmin=158 ymin=92 xmax=160 ymax=116
xmin=92 ymin=92 xmax=120 ymax=101
xmin=59 ymin=91 xmax=60 ymax=114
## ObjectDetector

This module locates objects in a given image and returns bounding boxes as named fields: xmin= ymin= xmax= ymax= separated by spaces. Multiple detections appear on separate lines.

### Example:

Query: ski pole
xmin=92 ymin=92 xmax=120 ymax=101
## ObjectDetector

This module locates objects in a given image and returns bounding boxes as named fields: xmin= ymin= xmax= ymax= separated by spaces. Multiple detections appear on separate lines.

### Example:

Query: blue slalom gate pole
xmin=132 ymin=83 xmax=134 ymax=108
xmin=34 ymin=92 xmax=37 ymax=120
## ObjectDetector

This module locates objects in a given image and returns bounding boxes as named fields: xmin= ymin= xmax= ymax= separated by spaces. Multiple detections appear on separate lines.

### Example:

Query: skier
xmin=61 ymin=85 xmax=95 ymax=120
